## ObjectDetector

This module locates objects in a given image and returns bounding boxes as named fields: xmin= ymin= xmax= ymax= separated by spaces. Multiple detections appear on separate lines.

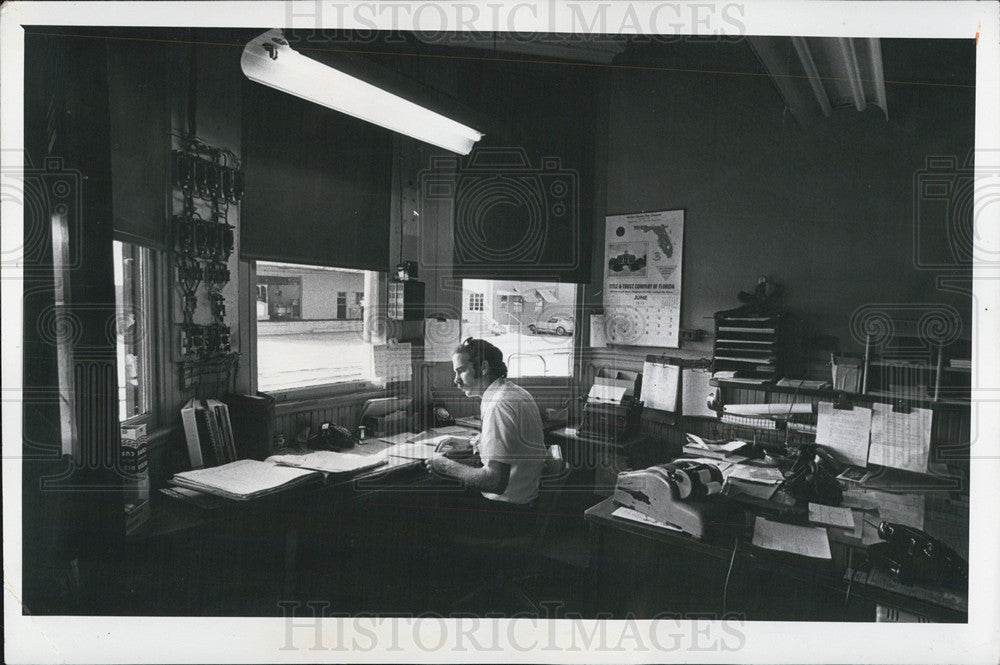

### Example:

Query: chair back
xmin=541 ymin=443 xmax=568 ymax=479
xmin=532 ymin=444 xmax=570 ymax=551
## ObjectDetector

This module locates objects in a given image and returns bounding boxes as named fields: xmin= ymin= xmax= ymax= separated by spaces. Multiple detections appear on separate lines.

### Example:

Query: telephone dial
xmin=307 ymin=422 xmax=359 ymax=451
xmin=432 ymin=405 xmax=455 ymax=428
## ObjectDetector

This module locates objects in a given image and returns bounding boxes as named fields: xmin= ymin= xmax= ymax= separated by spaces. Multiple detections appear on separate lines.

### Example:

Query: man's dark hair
xmin=454 ymin=337 xmax=508 ymax=379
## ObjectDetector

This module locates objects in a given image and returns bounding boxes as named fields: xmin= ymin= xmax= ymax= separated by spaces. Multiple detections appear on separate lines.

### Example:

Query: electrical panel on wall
xmin=171 ymin=137 xmax=242 ymax=393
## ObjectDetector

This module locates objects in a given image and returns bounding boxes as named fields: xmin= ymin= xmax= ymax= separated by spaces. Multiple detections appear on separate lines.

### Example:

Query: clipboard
xmin=681 ymin=367 xmax=716 ymax=417
xmin=641 ymin=355 xmax=680 ymax=412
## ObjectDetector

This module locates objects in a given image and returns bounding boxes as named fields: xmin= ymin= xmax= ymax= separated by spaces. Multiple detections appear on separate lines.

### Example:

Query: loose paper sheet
xmin=728 ymin=464 xmax=785 ymax=485
xmin=842 ymin=488 xmax=926 ymax=530
xmin=752 ymin=516 xmax=832 ymax=559
xmin=642 ymin=358 xmax=680 ymax=412
xmin=869 ymin=403 xmax=933 ymax=473
xmin=590 ymin=314 xmax=607 ymax=348
xmin=815 ymin=402 xmax=872 ymax=468
xmin=372 ymin=342 xmax=412 ymax=382
xmin=612 ymin=506 xmax=683 ymax=532
xmin=377 ymin=432 xmax=419 ymax=446
xmin=588 ymin=383 xmax=627 ymax=403
xmin=386 ymin=443 xmax=437 ymax=461
xmin=424 ymin=318 xmax=461 ymax=362
xmin=808 ymin=503 xmax=856 ymax=529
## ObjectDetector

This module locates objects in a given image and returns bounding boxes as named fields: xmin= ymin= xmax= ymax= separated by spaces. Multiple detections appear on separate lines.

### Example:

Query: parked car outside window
xmin=528 ymin=315 xmax=575 ymax=336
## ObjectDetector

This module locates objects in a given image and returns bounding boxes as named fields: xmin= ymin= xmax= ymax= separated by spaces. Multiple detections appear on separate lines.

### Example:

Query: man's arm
xmin=425 ymin=454 xmax=510 ymax=495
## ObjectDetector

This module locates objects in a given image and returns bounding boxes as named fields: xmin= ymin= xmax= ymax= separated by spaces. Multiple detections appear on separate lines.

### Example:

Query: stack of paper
xmin=683 ymin=434 xmax=750 ymax=462
xmin=171 ymin=459 xmax=320 ymax=501
xmin=725 ymin=463 xmax=785 ymax=500
xmin=807 ymin=503 xmax=856 ymax=529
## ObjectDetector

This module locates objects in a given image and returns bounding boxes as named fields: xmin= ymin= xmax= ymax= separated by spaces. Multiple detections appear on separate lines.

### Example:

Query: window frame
xmin=468 ymin=292 xmax=484 ymax=312
xmin=113 ymin=239 xmax=165 ymax=431
xmin=460 ymin=278 xmax=580 ymax=383
xmin=249 ymin=261 xmax=388 ymax=402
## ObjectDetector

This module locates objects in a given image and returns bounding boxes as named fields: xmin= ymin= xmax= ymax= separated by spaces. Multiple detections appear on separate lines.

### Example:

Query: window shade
xmin=450 ymin=60 xmax=597 ymax=284
xmin=107 ymin=39 xmax=171 ymax=250
xmin=240 ymin=82 xmax=392 ymax=271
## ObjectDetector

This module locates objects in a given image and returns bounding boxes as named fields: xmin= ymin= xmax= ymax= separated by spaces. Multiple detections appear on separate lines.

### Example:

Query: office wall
xmin=594 ymin=41 xmax=975 ymax=362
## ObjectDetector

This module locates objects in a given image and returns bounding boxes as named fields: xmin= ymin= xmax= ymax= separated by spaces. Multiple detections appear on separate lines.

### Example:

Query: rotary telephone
xmin=868 ymin=521 xmax=968 ymax=587
xmin=306 ymin=422 xmax=359 ymax=451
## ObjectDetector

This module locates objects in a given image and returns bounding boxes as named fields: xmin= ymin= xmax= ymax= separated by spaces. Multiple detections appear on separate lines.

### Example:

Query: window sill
xmin=261 ymin=380 xmax=385 ymax=405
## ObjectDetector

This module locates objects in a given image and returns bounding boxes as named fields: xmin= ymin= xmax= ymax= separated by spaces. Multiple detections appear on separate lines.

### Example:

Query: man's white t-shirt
xmin=477 ymin=378 xmax=546 ymax=504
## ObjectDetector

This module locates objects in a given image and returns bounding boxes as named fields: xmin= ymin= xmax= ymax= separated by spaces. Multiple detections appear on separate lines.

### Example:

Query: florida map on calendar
xmin=603 ymin=210 xmax=684 ymax=347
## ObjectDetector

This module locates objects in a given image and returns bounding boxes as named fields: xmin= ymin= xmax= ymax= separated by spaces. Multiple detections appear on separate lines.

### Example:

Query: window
xmin=461 ymin=279 xmax=576 ymax=378
xmin=255 ymin=261 xmax=379 ymax=392
xmin=337 ymin=291 xmax=347 ymax=319
xmin=468 ymin=292 xmax=484 ymax=312
xmin=113 ymin=240 xmax=153 ymax=422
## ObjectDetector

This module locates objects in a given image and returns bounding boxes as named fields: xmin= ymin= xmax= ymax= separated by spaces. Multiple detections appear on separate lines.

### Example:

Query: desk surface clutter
xmin=167 ymin=427 xmax=480 ymax=500
xmin=585 ymin=432 xmax=969 ymax=622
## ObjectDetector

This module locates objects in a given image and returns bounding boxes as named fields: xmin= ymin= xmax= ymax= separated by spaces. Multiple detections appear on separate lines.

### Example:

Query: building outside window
xmin=113 ymin=240 xmax=153 ymax=422
xmin=255 ymin=261 xmax=377 ymax=392
xmin=462 ymin=279 xmax=576 ymax=378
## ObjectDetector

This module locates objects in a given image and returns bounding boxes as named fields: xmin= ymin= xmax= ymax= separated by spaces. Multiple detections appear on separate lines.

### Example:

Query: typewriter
xmin=578 ymin=369 xmax=643 ymax=444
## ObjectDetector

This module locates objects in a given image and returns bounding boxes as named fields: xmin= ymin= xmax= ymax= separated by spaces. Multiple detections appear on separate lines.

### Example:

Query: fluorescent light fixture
xmin=241 ymin=29 xmax=483 ymax=155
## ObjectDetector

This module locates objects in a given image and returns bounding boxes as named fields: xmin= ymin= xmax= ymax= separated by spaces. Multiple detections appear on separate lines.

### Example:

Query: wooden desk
xmin=585 ymin=489 xmax=968 ymax=622
xmin=125 ymin=444 xmax=445 ymax=615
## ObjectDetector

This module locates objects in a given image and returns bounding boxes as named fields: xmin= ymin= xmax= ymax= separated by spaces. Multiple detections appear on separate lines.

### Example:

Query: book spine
xmin=205 ymin=401 xmax=226 ymax=465
xmin=214 ymin=402 xmax=237 ymax=463
xmin=181 ymin=400 xmax=204 ymax=468
xmin=194 ymin=405 xmax=218 ymax=467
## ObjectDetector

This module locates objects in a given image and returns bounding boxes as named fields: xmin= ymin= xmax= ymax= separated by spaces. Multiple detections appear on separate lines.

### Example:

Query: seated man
xmin=424 ymin=337 xmax=547 ymax=534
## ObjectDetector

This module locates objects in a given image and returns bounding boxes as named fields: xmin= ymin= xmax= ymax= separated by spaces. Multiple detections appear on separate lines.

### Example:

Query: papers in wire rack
xmin=171 ymin=459 xmax=320 ymax=501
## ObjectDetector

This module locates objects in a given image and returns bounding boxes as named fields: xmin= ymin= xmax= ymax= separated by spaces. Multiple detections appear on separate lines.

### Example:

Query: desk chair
xmin=450 ymin=444 xmax=571 ymax=614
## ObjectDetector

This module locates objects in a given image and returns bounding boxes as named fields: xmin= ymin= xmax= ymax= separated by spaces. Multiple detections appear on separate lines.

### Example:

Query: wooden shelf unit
xmin=712 ymin=313 xmax=784 ymax=381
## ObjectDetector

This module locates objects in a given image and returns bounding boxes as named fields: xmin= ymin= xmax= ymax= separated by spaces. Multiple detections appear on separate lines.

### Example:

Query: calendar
xmin=603 ymin=210 xmax=684 ymax=347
